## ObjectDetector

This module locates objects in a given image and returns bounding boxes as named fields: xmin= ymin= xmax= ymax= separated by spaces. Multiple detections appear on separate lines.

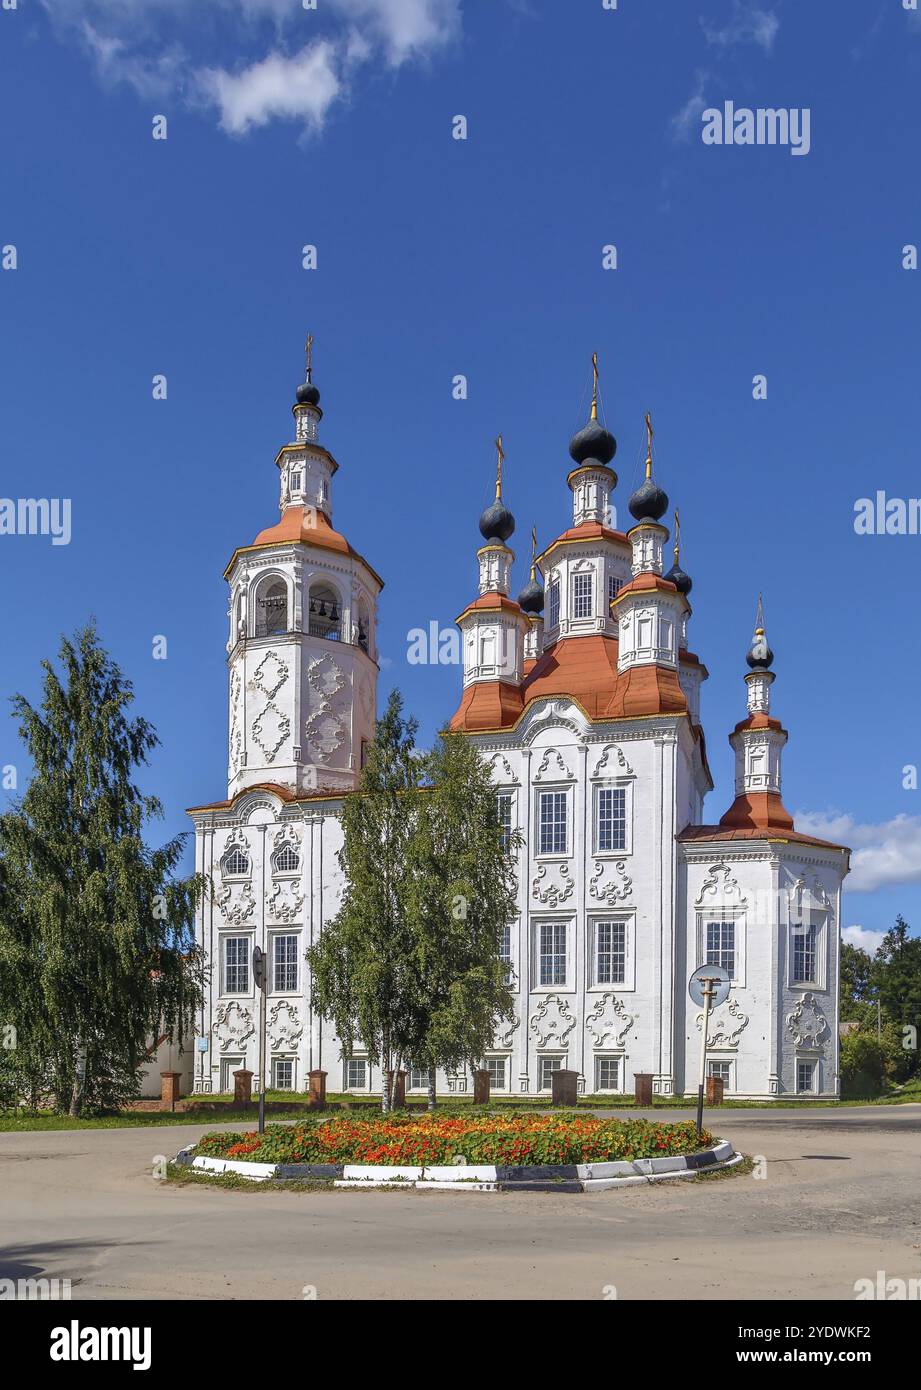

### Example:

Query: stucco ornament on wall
xmin=213 ymin=1002 xmax=255 ymax=1052
xmin=267 ymin=880 xmax=304 ymax=922
xmin=267 ymin=1001 xmax=303 ymax=1051
xmin=252 ymin=703 xmax=290 ymax=762
xmin=532 ymin=862 xmax=575 ymax=906
xmin=786 ymin=992 xmax=829 ymax=1049
xmin=530 ymin=994 xmax=577 ymax=1047
xmin=589 ymin=859 xmax=633 ymax=904
xmin=252 ymin=650 xmax=288 ymax=701
xmin=533 ymin=747 xmax=575 ymax=781
xmin=696 ymin=996 xmax=749 ymax=1047
xmin=591 ymin=743 xmax=634 ymax=778
xmin=695 ymin=862 xmax=747 ymax=908
xmin=586 ymin=993 xmax=636 ymax=1048
xmin=218 ymin=880 xmax=257 ymax=924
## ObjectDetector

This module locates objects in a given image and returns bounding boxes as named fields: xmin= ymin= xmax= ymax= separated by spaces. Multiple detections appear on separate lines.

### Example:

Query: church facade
xmin=189 ymin=355 xmax=849 ymax=1101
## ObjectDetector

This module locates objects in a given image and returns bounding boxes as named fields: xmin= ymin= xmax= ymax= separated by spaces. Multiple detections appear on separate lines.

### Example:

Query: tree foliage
xmin=0 ymin=626 xmax=204 ymax=1114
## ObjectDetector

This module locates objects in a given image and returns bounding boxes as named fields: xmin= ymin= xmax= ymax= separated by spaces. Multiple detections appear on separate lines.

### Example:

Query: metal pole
xmin=258 ymin=970 xmax=267 ymax=1135
xmin=696 ymin=982 xmax=714 ymax=1139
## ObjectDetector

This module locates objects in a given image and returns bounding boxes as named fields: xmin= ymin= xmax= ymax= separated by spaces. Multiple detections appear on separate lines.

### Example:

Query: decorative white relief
xmin=212 ymin=1002 xmax=255 ymax=1052
xmin=221 ymin=827 xmax=251 ymax=865
xmin=533 ymin=747 xmax=575 ymax=782
xmin=495 ymin=1014 xmax=520 ymax=1049
xmin=530 ymin=994 xmax=577 ymax=1047
xmin=218 ymin=880 xmax=257 ymax=924
xmin=268 ymin=880 xmax=305 ymax=922
xmin=788 ymin=872 xmax=831 ymax=917
xmin=695 ymin=862 xmax=748 ymax=908
xmin=307 ymin=655 xmax=345 ymax=698
xmin=786 ymin=992 xmax=829 ymax=1049
xmin=305 ymin=711 xmax=345 ymax=762
xmin=252 ymin=702 xmax=290 ymax=762
xmin=586 ymin=994 xmax=635 ymax=1048
xmin=591 ymin=744 xmax=634 ymax=779
xmin=588 ymin=859 xmax=633 ymax=905
xmin=489 ymin=753 xmax=518 ymax=784
xmin=267 ymin=1000 xmax=303 ymax=1051
xmin=696 ymin=996 xmax=749 ymax=1047
xmin=273 ymin=825 xmax=300 ymax=851
xmin=532 ymin=862 xmax=575 ymax=906
xmin=253 ymin=650 xmax=288 ymax=701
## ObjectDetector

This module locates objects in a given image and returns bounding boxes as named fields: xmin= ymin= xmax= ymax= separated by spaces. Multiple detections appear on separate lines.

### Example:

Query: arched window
xmin=357 ymin=596 xmax=371 ymax=654
xmin=223 ymin=848 xmax=250 ymax=877
xmin=308 ymin=582 xmax=341 ymax=640
xmin=255 ymin=576 xmax=288 ymax=638
xmin=273 ymin=843 xmax=300 ymax=874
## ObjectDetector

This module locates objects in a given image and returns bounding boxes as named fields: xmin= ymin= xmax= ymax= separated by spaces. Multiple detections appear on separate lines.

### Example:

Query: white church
xmin=189 ymin=351 xmax=849 ymax=1101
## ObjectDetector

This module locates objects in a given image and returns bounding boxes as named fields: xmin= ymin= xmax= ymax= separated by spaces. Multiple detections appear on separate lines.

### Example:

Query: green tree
xmin=872 ymin=916 xmax=921 ymax=1080
xmin=306 ymin=690 xmax=424 ymax=1111
xmin=0 ymin=626 xmax=204 ymax=1115
xmin=405 ymin=729 xmax=518 ymax=1109
xmin=840 ymin=942 xmax=876 ymax=1027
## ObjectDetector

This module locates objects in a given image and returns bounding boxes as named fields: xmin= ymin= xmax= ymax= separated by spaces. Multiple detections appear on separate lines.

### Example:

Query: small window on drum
xmin=255 ymin=577 xmax=288 ymax=638
xmin=273 ymin=844 xmax=299 ymax=874
xmin=290 ymin=472 xmax=302 ymax=492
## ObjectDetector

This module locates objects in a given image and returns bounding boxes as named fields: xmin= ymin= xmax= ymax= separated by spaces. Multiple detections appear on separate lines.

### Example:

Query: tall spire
xmin=629 ymin=412 xmax=669 ymax=525
xmin=590 ymin=352 xmax=599 ymax=422
xmin=664 ymin=506 xmax=692 ymax=596
xmin=495 ymin=434 xmax=505 ymax=499
xmin=644 ymin=411 xmax=654 ymax=480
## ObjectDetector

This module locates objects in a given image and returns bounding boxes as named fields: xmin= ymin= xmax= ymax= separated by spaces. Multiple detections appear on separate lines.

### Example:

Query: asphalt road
xmin=1 ymin=1105 xmax=919 ymax=1301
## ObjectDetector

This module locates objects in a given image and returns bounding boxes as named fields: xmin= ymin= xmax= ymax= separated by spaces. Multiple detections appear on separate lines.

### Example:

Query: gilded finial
xmin=530 ymin=525 xmax=537 ymax=580
xmin=591 ymin=353 xmax=599 ymax=422
xmin=644 ymin=412 xmax=654 ymax=480
xmin=674 ymin=508 xmax=681 ymax=561
xmin=305 ymin=332 xmax=314 ymax=380
xmin=755 ymin=592 xmax=765 ymax=637
xmin=495 ymin=434 xmax=505 ymax=499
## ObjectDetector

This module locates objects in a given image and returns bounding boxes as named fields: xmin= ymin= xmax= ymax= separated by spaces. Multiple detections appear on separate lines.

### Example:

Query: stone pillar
xmin=308 ymin=1069 xmax=327 ymax=1108
xmin=634 ymin=1072 xmax=653 ymax=1107
xmin=160 ymin=1071 xmax=182 ymax=1112
xmin=706 ymin=1075 xmax=725 ymax=1106
xmin=472 ymin=1069 xmax=490 ymax=1105
xmin=387 ymin=1070 xmax=407 ymax=1108
xmin=551 ymin=1069 xmax=579 ymax=1107
xmin=233 ymin=1069 xmax=253 ymax=1108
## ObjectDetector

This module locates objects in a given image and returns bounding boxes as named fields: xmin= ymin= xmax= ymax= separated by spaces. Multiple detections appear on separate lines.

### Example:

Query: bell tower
xmin=223 ymin=341 xmax=383 ymax=798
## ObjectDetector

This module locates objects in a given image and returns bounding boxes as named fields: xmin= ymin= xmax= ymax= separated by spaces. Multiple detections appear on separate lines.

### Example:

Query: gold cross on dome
xmin=674 ymin=508 xmax=681 ymax=560
xmin=495 ymin=434 xmax=505 ymax=499
xmin=644 ymin=411 xmax=654 ymax=478
xmin=591 ymin=352 xmax=599 ymax=421
xmin=305 ymin=333 xmax=314 ymax=375
xmin=530 ymin=525 xmax=538 ymax=579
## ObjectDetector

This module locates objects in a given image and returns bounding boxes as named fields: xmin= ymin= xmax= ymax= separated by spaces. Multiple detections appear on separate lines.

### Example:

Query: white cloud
xmin=842 ymin=925 xmax=885 ymax=956
xmin=794 ymin=810 xmax=921 ymax=894
xmin=38 ymin=0 xmax=462 ymax=134
xmin=670 ymin=69 xmax=709 ymax=142
xmin=701 ymin=1 xmax=779 ymax=54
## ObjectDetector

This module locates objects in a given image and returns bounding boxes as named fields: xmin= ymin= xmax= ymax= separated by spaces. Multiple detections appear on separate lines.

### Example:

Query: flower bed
xmin=195 ymin=1114 xmax=715 ymax=1168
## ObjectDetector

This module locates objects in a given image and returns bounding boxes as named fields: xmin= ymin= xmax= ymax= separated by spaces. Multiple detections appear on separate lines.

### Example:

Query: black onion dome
xmin=746 ymin=629 xmax=774 ymax=670
xmin=296 ymin=378 xmax=320 ymax=406
xmin=664 ymin=561 xmax=692 ymax=596
xmin=629 ymin=477 xmax=669 ymax=522
xmin=569 ymin=418 xmax=617 ymax=467
xmin=517 ymin=575 xmax=544 ymax=614
xmin=479 ymin=498 xmax=515 ymax=544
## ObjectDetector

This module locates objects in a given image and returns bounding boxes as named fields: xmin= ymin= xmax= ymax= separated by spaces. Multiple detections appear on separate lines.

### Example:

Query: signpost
xmin=688 ymin=964 xmax=731 ymax=1138
xmin=253 ymin=946 xmax=267 ymax=1134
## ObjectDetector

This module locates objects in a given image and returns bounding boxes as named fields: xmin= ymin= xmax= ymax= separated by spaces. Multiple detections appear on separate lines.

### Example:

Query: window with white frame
xmin=547 ymin=578 xmax=560 ymax=629
xmin=409 ymin=1067 xmax=429 ymax=1091
xmin=272 ymin=1058 xmax=294 ymax=1090
xmin=708 ymin=1060 xmax=732 ymax=1084
xmin=273 ymin=843 xmax=299 ymax=874
xmin=538 ymin=921 xmax=567 ymax=987
xmin=571 ymin=571 xmax=593 ymax=620
xmin=595 ymin=1056 xmax=621 ymax=1092
xmin=223 ymin=936 xmax=249 ymax=995
xmin=596 ymin=785 xmax=628 ymax=852
xmin=223 ymin=848 xmax=249 ymax=877
xmin=496 ymin=792 xmax=513 ymax=850
xmin=498 ymin=922 xmax=513 ymax=982
xmin=705 ymin=919 xmax=736 ymax=978
xmin=608 ymin=574 xmax=622 ymax=611
xmin=272 ymin=934 xmax=299 ymax=993
xmin=594 ymin=919 xmax=627 ymax=985
xmin=797 ymin=1060 xmax=815 ymax=1093
xmin=486 ymin=1056 xmax=508 ymax=1091
xmin=538 ymin=790 xmax=567 ymax=855
xmin=345 ymin=1058 xmax=367 ymax=1090
xmin=538 ymin=1055 xmax=565 ymax=1090
xmin=791 ymin=922 xmax=819 ymax=984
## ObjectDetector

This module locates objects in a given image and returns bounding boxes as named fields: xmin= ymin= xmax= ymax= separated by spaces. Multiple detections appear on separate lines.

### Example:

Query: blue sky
xmin=1 ymin=0 xmax=920 ymax=947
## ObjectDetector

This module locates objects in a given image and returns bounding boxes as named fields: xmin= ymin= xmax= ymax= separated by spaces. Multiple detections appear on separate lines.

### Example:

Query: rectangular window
xmin=706 ymin=920 xmax=736 ymax=978
xmin=539 ymin=922 xmax=567 ymax=987
xmin=539 ymin=790 xmax=567 ymax=855
xmin=792 ymin=923 xmax=817 ymax=983
xmin=345 ymin=1058 xmax=367 ymax=1090
xmin=571 ymin=571 xmax=593 ymax=620
xmin=487 ymin=1056 xmax=507 ymax=1091
xmin=272 ymin=1058 xmax=293 ymax=1090
xmin=597 ymin=786 xmax=627 ymax=852
xmin=595 ymin=920 xmax=627 ymax=985
xmin=708 ymin=1061 xmax=731 ymax=1084
xmin=272 ymin=934 xmax=299 ymax=993
xmin=538 ymin=1055 xmax=565 ymax=1091
xmin=409 ymin=1067 xmax=430 ymax=1091
xmin=548 ymin=579 xmax=560 ymax=629
xmin=608 ymin=574 xmax=622 ymax=610
xmin=223 ymin=936 xmax=249 ymax=994
xmin=595 ymin=1056 xmax=621 ymax=1092
xmin=496 ymin=792 xmax=513 ymax=850
xmin=797 ymin=1061 xmax=815 ymax=1094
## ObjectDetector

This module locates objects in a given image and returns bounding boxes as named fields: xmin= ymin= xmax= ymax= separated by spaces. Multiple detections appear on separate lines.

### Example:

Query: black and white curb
xmin=174 ymin=1139 xmax=741 ymax=1190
